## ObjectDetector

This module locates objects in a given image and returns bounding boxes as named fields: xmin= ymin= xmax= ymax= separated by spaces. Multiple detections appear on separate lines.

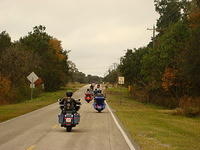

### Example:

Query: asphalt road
xmin=0 ymin=85 xmax=132 ymax=150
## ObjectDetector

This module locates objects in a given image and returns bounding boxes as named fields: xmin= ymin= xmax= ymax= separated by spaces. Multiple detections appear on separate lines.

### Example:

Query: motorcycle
xmin=85 ymin=94 xmax=93 ymax=103
xmin=58 ymin=112 xmax=80 ymax=132
xmin=93 ymin=103 xmax=106 ymax=112
xmin=93 ymin=94 xmax=106 ymax=112
xmin=58 ymin=98 xmax=81 ymax=132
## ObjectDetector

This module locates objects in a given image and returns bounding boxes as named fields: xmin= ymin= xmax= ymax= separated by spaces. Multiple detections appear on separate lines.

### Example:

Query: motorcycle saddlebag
xmin=58 ymin=113 xmax=65 ymax=124
xmin=73 ymin=113 xmax=80 ymax=124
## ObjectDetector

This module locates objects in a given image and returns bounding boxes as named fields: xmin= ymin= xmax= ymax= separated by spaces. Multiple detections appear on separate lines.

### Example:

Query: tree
xmin=0 ymin=31 xmax=11 ymax=56
xmin=19 ymin=25 xmax=69 ymax=91
xmin=119 ymin=48 xmax=148 ymax=86
xmin=154 ymin=0 xmax=182 ymax=31
xmin=104 ymin=69 xmax=118 ymax=84
xmin=0 ymin=47 xmax=41 ymax=87
xmin=0 ymin=75 xmax=12 ymax=104
xmin=179 ymin=6 xmax=200 ymax=96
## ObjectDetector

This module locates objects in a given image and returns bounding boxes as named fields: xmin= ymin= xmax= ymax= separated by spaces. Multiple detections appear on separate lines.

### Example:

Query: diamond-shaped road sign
xmin=27 ymin=72 xmax=39 ymax=83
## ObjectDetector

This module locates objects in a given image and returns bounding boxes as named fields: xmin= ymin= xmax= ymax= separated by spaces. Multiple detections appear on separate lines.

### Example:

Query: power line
xmin=147 ymin=25 xmax=156 ymax=49
xmin=147 ymin=1 xmax=188 ymax=49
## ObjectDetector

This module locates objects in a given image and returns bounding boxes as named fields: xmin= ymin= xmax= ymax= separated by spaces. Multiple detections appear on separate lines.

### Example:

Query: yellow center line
xmin=26 ymin=145 xmax=36 ymax=150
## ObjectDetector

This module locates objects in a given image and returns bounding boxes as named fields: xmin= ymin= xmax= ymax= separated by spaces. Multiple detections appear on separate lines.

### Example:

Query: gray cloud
xmin=0 ymin=0 xmax=158 ymax=76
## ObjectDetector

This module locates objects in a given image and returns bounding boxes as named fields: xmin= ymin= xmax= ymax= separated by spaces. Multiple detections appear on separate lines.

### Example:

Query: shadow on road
xmin=55 ymin=128 xmax=89 ymax=133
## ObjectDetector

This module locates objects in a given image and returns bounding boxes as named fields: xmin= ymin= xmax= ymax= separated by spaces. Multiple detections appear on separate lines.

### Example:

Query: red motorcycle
xmin=85 ymin=94 xmax=93 ymax=103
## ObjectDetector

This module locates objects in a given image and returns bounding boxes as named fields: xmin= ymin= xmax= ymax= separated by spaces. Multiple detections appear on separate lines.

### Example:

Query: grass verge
xmin=0 ymin=83 xmax=84 ymax=123
xmin=106 ymin=87 xmax=200 ymax=150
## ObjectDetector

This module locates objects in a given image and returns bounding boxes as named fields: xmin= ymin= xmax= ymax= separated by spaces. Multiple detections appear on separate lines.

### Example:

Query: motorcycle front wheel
xmin=66 ymin=126 xmax=72 ymax=132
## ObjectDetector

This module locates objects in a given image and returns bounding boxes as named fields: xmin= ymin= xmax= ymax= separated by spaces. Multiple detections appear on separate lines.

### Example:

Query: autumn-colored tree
xmin=162 ymin=68 xmax=176 ymax=91
xmin=19 ymin=25 xmax=69 ymax=91
xmin=0 ymin=75 xmax=12 ymax=104
xmin=49 ymin=38 xmax=66 ymax=60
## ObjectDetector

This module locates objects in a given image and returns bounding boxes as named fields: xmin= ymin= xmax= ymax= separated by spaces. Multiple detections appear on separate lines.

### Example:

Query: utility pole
xmin=147 ymin=25 xmax=156 ymax=49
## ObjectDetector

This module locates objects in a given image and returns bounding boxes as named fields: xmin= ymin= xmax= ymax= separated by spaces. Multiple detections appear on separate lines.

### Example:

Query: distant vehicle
xmin=90 ymin=83 xmax=95 ymax=91
xmin=93 ymin=93 xmax=106 ymax=112
xmin=85 ymin=95 xmax=93 ymax=103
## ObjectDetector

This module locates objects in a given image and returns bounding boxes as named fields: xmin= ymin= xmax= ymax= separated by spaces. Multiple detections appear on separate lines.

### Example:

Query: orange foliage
xmin=189 ymin=9 xmax=200 ymax=29
xmin=34 ymin=78 xmax=43 ymax=86
xmin=0 ymin=75 xmax=12 ymax=104
xmin=49 ymin=38 xmax=65 ymax=60
xmin=162 ymin=68 xmax=177 ymax=91
xmin=0 ymin=76 xmax=11 ymax=95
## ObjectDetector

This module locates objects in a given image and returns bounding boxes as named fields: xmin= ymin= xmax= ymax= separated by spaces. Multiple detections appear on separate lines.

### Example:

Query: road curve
xmin=0 ymin=85 xmax=132 ymax=150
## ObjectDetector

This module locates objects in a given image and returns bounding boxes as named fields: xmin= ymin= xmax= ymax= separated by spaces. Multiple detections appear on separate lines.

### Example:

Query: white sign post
xmin=27 ymin=72 xmax=39 ymax=100
xmin=118 ymin=76 xmax=125 ymax=105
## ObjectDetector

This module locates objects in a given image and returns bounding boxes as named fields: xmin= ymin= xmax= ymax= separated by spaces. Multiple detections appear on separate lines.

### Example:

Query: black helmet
xmin=66 ymin=92 xmax=73 ymax=97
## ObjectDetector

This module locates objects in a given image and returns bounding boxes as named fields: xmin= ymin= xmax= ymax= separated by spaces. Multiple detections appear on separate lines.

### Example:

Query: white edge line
xmin=106 ymin=101 xmax=136 ymax=150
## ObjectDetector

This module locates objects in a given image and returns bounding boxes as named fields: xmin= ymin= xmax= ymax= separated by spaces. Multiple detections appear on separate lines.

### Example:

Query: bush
xmin=179 ymin=97 xmax=200 ymax=117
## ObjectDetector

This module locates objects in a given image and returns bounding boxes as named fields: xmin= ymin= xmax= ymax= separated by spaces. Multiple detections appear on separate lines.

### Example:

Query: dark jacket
xmin=59 ymin=97 xmax=81 ymax=112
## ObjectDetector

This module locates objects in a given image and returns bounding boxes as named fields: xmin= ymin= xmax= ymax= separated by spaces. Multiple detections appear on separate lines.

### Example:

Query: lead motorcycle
xmin=58 ymin=92 xmax=81 ymax=132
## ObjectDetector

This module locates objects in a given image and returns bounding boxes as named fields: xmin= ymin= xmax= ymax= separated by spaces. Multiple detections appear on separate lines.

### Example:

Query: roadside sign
xmin=27 ymin=72 xmax=39 ymax=100
xmin=118 ymin=76 xmax=125 ymax=85
xmin=27 ymin=72 xmax=38 ymax=83
xmin=30 ymin=83 xmax=35 ymax=88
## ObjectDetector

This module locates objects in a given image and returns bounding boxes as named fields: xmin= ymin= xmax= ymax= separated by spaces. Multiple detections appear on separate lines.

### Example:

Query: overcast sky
xmin=0 ymin=0 xmax=158 ymax=77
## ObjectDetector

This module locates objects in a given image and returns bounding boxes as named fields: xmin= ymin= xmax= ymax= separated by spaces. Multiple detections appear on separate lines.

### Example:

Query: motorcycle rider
xmin=97 ymin=84 xmax=100 ymax=89
xmin=90 ymin=83 xmax=95 ymax=91
xmin=85 ymin=88 xmax=93 ymax=97
xmin=94 ymin=92 xmax=105 ymax=105
xmin=58 ymin=92 xmax=81 ymax=129
xmin=59 ymin=92 xmax=81 ymax=113
xmin=85 ymin=88 xmax=91 ymax=95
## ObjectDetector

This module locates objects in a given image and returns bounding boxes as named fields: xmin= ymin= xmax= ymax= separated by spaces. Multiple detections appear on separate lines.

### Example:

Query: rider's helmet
xmin=94 ymin=89 xmax=98 ymax=93
xmin=66 ymin=92 xmax=73 ymax=97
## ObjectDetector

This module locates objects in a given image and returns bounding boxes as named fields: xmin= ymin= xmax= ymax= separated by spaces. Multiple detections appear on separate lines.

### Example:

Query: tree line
xmin=0 ymin=25 xmax=101 ymax=104
xmin=104 ymin=0 xmax=200 ymax=116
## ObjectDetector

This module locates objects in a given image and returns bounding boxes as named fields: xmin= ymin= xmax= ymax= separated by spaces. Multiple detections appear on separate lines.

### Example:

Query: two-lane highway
xmin=0 ymin=86 xmax=133 ymax=150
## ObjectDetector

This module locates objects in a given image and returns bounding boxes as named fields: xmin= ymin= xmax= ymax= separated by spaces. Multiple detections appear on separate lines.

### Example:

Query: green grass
xmin=0 ymin=83 xmax=84 ymax=123
xmin=107 ymin=87 xmax=200 ymax=150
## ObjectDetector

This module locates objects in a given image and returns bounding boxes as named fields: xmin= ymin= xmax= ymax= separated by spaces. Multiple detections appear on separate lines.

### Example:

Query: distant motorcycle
xmin=85 ymin=94 xmax=93 ymax=103
xmin=58 ymin=92 xmax=81 ymax=132
xmin=93 ymin=93 xmax=106 ymax=112
xmin=93 ymin=103 xmax=106 ymax=112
